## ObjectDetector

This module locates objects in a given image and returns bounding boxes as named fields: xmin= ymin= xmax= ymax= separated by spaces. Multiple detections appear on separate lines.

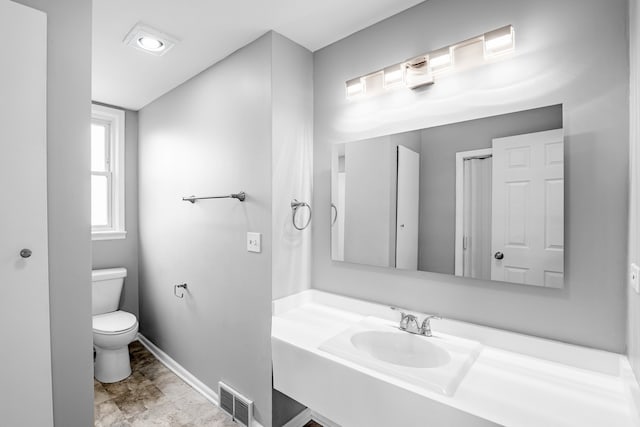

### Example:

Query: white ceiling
xmin=92 ymin=0 xmax=425 ymax=111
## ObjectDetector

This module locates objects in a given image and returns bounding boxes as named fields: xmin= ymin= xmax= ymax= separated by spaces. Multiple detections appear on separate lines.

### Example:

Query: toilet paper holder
xmin=174 ymin=283 xmax=187 ymax=299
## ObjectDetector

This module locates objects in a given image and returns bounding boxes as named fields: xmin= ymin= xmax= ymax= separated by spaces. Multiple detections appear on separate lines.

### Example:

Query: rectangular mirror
xmin=331 ymin=105 xmax=565 ymax=288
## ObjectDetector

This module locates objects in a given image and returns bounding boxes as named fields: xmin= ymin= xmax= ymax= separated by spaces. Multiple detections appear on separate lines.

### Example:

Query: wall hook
xmin=174 ymin=283 xmax=187 ymax=299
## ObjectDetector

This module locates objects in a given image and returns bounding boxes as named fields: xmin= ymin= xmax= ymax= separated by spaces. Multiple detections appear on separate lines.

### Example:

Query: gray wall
xmin=313 ymin=0 xmax=629 ymax=352
xmin=92 ymin=106 xmax=140 ymax=317
xmin=419 ymin=105 xmax=562 ymax=274
xmin=139 ymin=33 xmax=274 ymax=426
xmin=12 ymin=0 xmax=94 ymax=425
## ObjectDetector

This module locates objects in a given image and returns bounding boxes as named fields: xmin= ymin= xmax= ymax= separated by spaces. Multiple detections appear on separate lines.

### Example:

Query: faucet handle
xmin=390 ymin=306 xmax=405 ymax=319
xmin=390 ymin=306 xmax=411 ymax=330
xmin=390 ymin=306 xmax=408 ymax=318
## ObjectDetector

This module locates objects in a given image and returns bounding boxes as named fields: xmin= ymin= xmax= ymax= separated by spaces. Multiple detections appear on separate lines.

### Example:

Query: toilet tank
xmin=92 ymin=268 xmax=127 ymax=315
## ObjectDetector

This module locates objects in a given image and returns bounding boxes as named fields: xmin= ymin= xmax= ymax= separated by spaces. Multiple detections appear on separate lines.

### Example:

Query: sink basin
xmin=319 ymin=317 xmax=482 ymax=395
xmin=350 ymin=330 xmax=451 ymax=368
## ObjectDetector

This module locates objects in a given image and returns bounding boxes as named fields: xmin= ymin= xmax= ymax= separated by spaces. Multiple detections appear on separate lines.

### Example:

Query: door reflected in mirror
xmin=330 ymin=105 xmax=565 ymax=288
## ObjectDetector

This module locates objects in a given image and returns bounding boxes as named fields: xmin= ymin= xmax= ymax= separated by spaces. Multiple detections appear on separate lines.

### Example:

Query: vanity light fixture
xmin=428 ymin=47 xmax=453 ymax=73
xmin=383 ymin=64 xmax=405 ymax=89
xmin=346 ymin=77 xmax=365 ymax=99
xmin=345 ymin=24 xmax=515 ymax=100
xmin=123 ymin=23 xmax=178 ymax=56
xmin=403 ymin=56 xmax=435 ymax=89
xmin=484 ymin=25 xmax=515 ymax=58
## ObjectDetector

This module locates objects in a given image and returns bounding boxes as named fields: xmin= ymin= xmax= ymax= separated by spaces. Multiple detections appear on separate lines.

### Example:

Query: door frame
xmin=454 ymin=148 xmax=493 ymax=276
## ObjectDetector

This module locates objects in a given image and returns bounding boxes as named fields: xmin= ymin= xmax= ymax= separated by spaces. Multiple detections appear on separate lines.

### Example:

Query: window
xmin=91 ymin=104 xmax=126 ymax=240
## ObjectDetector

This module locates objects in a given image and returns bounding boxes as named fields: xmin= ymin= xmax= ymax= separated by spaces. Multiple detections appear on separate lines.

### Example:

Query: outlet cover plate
xmin=247 ymin=232 xmax=261 ymax=253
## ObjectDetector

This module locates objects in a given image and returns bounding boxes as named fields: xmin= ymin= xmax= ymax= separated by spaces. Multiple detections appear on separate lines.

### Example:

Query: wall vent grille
xmin=220 ymin=386 xmax=234 ymax=415
xmin=218 ymin=382 xmax=253 ymax=427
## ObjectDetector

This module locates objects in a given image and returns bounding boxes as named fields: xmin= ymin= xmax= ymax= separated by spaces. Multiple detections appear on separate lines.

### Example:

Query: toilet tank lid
xmin=92 ymin=268 xmax=127 ymax=281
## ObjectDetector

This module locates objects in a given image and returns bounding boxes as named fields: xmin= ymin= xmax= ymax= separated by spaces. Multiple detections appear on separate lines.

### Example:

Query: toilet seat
xmin=93 ymin=310 xmax=137 ymax=335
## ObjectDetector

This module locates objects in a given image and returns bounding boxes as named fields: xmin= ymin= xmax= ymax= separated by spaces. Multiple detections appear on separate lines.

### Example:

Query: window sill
xmin=92 ymin=230 xmax=127 ymax=241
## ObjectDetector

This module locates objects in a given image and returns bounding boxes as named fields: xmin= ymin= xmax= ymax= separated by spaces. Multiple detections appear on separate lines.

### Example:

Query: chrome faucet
xmin=391 ymin=307 xmax=441 ymax=337
xmin=420 ymin=315 xmax=441 ymax=337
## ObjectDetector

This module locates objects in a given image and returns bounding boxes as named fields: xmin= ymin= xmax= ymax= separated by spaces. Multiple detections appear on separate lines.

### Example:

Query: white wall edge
xmin=281 ymin=408 xmax=342 ymax=427
xmin=137 ymin=334 xmax=265 ymax=427
xmin=310 ymin=411 xmax=341 ymax=427
xmin=282 ymin=408 xmax=312 ymax=427
xmin=272 ymin=289 xmax=314 ymax=316
xmin=621 ymin=358 xmax=640 ymax=425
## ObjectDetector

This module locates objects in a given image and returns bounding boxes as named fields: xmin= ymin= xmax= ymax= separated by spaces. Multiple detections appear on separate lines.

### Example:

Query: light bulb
xmin=346 ymin=78 xmax=365 ymax=99
xmin=484 ymin=25 xmax=515 ymax=57
xmin=137 ymin=36 xmax=165 ymax=52
xmin=383 ymin=65 xmax=404 ymax=89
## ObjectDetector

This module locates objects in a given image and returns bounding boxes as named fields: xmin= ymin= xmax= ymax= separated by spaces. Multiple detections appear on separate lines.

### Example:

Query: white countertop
xmin=272 ymin=290 xmax=640 ymax=427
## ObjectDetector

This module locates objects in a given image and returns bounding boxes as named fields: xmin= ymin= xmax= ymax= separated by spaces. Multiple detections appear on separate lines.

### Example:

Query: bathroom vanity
xmin=272 ymin=291 xmax=640 ymax=427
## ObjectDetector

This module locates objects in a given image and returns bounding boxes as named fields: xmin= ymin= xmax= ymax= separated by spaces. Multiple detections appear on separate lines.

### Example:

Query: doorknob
xmin=494 ymin=251 xmax=504 ymax=260
xmin=20 ymin=249 xmax=32 ymax=258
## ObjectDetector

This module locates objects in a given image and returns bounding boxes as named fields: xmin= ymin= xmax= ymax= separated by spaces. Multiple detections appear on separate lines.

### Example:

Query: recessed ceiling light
xmin=137 ymin=36 xmax=164 ymax=52
xmin=123 ymin=23 xmax=178 ymax=56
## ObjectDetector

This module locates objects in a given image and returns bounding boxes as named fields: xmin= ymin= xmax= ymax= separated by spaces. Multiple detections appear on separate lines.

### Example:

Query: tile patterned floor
xmin=94 ymin=340 xmax=238 ymax=427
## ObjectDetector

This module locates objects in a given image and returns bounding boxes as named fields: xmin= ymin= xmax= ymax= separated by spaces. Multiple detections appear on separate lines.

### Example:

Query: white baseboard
xmin=281 ymin=407 xmax=341 ymax=427
xmin=136 ymin=334 xmax=219 ymax=405
xmin=136 ymin=334 xmax=264 ymax=427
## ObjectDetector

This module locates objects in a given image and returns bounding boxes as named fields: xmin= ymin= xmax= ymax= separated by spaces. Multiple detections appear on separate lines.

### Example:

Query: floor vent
xmin=218 ymin=381 xmax=253 ymax=427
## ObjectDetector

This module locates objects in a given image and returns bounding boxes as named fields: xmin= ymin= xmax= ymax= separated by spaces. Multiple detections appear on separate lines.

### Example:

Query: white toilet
xmin=92 ymin=268 xmax=139 ymax=383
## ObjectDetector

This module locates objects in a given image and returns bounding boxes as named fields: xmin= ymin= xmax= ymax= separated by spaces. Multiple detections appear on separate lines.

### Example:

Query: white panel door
xmin=491 ymin=129 xmax=564 ymax=287
xmin=0 ymin=1 xmax=53 ymax=426
xmin=396 ymin=145 xmax=420 ymax=270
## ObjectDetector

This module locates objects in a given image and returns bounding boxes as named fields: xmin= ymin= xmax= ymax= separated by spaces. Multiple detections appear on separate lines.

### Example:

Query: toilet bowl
xmin=92 ymin=268 xmax=138 ymax=383
xmin=93 ymin=310 xmax=138 ymax=383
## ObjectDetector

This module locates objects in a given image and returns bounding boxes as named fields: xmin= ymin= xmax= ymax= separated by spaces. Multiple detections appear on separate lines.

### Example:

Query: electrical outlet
xmin=247 ymin=232 xmax=261 ymax=253
xmin=631 ymin=263 xmax=640 ymax=294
